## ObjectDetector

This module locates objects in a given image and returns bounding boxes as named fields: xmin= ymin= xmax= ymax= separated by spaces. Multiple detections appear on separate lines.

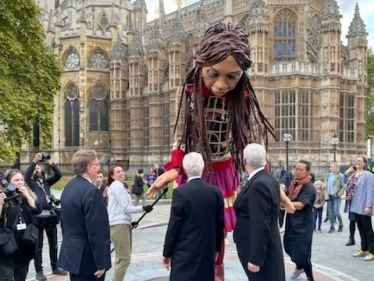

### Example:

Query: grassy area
xmin=53 ymin=176 xmax=73 ymax=190
xmin=52 ymin=176 xmax=174 ymax=199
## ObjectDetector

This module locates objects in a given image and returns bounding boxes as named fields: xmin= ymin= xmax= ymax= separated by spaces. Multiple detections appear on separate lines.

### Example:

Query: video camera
xmin=0 ymin=172 xmax=19 ymax=201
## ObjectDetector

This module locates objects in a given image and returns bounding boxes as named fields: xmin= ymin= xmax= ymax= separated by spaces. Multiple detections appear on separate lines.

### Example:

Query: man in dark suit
xmin=57 ymin=150 xmax=111 ymax=281
xmin=233 ymin=143 xmax=285 ymax=281
xmin=162 ymin=152 xmax=224 ymax=281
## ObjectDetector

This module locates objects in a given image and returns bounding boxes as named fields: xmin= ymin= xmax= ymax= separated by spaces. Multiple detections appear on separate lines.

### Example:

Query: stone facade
xmin=31 ymin=0 xmax=368 ymax=177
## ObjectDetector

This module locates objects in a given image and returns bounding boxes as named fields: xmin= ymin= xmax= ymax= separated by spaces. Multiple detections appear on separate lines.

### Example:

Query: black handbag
xmin=0 ymin=228 xmax=9 ymax=245
xmin=2 ymin=228 xmax=18 ymax=255
xmin=21 ymin=224 xmax=39 ymax=248
xmin=0 ymin=205 xmax=20 ymax=255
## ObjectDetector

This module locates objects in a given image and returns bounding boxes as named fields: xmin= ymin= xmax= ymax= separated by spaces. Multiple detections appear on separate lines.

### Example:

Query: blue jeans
xmin=328 ymin=196 xmax=343 ymax=228
xmin=314 ymin=207 xmax=323 ymax=230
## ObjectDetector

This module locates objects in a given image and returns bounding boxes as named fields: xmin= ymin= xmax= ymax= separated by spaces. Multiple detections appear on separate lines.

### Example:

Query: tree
xmin=366 ymin=48 xmax=374 ymax=138
xmin=0 ymin=0 xmax=60 ymax=164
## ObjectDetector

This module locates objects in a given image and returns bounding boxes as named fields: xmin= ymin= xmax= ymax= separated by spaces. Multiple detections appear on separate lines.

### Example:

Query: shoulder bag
xmin=0 ymin=205 xmax=20 ymax=255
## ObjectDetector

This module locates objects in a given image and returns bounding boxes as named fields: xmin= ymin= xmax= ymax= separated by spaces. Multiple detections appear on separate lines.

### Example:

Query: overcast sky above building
xmin=145 ymin=0 xmax=374 ymax=49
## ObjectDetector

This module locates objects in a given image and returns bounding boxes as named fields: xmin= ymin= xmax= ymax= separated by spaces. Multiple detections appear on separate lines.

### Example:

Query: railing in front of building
xmin=269 ymin=61 xmax=358 ymax=80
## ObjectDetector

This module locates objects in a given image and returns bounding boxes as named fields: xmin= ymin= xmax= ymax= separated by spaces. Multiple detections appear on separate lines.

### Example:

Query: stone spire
xmin=159 ymin=0 xmax=165 ymax=18
xmin=320 ymin=0 xmax=340 ymax=21
xmin=129 ymin=30 xmax=144 ymax=55
xmin=56 ymin=2 xmax=63 ymax=27
xmin=111 ymin=33 xmax=128 ymax=60
xmin=169 ymin=5 xmax=185 ymax=40
xmin=147 ymin=22 xmax=164 ymax=49
xmin=194 ymin=1 xmax=209 ymax=37
xmin=247 ymin=0 xmax=269 ymax=32
xmin=79 ymin=0 xmax=86 ymax=23
xmin=320 ymin=0 xmax=341 ymax=33
xmin=46 ymin=9 xmax=55 ymax=33
xmin=348 ymin=3 xmax=368 ymax=36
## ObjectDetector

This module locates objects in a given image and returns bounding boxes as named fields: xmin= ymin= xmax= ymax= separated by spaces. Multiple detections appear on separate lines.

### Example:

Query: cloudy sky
xmin=145 ymin=0 xmax=373 ymax=49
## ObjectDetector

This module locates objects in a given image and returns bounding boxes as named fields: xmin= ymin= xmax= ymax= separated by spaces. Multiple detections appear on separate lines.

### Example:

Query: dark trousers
xmin=296 ymin=262 xmax=314 ymax=281
xmin=295 ymin=231 xmax=314 ymax=280
xmin=70 ymin=272 xmax=106 ymax=281
xmin=355 ymin=213 xmax=374 ymax=253
xmin=34 ymin=224 xmax=58 ymax=272
xmin=349 ymin=219 xmax=356 ymax=239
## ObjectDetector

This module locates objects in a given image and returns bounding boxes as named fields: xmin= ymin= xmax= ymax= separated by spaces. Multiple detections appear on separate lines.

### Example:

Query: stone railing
xmin=269 ymin=61 xmax=358 ymax=80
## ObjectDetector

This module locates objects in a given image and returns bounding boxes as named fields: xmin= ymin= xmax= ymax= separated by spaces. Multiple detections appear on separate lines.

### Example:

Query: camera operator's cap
xmin=4 ymin=169 xmax=21 ymax=182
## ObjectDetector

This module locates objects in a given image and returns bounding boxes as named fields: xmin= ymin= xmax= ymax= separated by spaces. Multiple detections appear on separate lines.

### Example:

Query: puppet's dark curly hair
xmin=175 ymin=22 xmax=276 ymax=171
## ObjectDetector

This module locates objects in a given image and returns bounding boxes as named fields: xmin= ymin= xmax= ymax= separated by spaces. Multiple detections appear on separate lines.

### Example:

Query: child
xmin=314 ymin=180 xmax=326 ymax=232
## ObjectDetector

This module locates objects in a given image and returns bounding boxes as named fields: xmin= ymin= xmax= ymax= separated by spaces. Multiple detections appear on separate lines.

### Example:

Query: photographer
xmin=25 ymin=153 xmax=66 ymax=281
xmin=0 ymin=169 xmax=42 ymax=281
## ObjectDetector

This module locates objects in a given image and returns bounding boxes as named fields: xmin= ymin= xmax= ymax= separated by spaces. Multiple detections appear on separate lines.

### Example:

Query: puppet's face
xmin=201 ymin=55 xmax=243 ymax=97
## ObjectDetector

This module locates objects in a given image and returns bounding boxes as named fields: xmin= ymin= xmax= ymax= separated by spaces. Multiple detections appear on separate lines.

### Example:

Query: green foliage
xmin=366 ymin=48 xmax=374 ymax=138
xmin=0 ymin=0 xmax=61 ymax=163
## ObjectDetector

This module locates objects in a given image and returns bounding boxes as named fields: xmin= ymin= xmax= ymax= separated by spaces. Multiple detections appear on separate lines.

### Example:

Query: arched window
xmin=65 ymin=84 xmax=80 ymax=146
xmin=273 ymin=10 xmax=297 ymax=61
xmin=89 ymin=85 xmax=109 ymax=131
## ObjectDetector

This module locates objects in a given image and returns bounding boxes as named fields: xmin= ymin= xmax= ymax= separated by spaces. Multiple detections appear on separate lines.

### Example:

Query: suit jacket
xmin=233 ymin=169 xmax=285 ymax=281
xmin=57 ymin=176 xmax=111 ymax=275
xmin=163 ymin=178 xmax=224 ymax=281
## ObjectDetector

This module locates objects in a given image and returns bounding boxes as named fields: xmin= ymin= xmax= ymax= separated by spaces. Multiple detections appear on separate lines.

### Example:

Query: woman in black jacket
xmin=0 ymin=169 xmax=42 ymax=281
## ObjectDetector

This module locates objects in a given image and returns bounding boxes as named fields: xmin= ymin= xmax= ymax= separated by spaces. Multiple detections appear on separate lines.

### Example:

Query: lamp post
xmin=331 ymin=134 xmax=339 ymax=162
xmin=283 ymin=132 xmax=292 ymax=186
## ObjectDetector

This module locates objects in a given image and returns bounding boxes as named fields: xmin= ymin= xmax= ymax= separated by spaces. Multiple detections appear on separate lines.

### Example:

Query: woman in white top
xmin=107 ymin=165 xmax=153 ymax=281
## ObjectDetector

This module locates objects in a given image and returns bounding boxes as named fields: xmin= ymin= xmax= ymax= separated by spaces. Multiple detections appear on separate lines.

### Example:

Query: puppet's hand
xmin=146 ymin=169 xmax=179 ymax=198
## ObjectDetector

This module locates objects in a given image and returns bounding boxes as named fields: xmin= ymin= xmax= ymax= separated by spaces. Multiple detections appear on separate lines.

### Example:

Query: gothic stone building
xmin=33 ymin=0 xmax=368 ymax=176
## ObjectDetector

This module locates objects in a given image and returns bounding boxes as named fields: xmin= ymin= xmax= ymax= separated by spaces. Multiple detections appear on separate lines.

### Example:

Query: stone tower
xmin=319 ymin=0 xmax=343 ymax=159
xmin=346 ymin=3 xmax=368 ymax=146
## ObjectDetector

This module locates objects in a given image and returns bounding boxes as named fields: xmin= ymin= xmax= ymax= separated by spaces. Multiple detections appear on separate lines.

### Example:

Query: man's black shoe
xmin=52 ymin=268 xmax=68 ymax=275
xmin=36 ymin=272 xmax=47 ymax=281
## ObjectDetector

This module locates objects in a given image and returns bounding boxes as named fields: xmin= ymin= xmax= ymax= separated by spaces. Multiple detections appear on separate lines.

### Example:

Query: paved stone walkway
xmin=26 ymin=192 xmax=371 ymax=281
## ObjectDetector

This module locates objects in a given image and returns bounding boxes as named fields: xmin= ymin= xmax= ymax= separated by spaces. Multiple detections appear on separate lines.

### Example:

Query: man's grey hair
xmin=183 ymin=152 xmax=205 ymax=177
xmin=71 ymin=150 xmax=97 ymax=175
xmin=243 ymin=143 xmax=266 ymax=168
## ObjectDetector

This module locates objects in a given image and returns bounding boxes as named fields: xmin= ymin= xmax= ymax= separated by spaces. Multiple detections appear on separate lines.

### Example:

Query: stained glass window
xmin=339 ymin=94 xmax=355 ymax=142
xmin=89 ymin=85 xmax=109 ymax=131
xmin=274 ymin=91 xmax=296 ymax=140
xmin=274 ymin=10 xmax=297 ymax=61
xmin=274 ymin=90 xmax=312 ymax=141
xmin=65 ymin=84 xmax=80 ymax=146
